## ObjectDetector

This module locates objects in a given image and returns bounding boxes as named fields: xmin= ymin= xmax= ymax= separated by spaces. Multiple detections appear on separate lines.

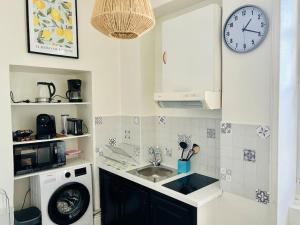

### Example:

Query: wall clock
xmin=224 ymin=5 xmax=269 ymax=53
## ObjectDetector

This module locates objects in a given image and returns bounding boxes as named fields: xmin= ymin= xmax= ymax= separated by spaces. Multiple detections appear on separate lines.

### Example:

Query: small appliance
xmin=14 ymin=141 xmax=66 ymax=176
xmin=36 ymin=82 xmax=56 ymax=103
xmin=36 ymin=114 xmax=56 ymax=140
xmin=67 ymin=118 xmax=84 ymax=135
xmin=163 ymin=173 xmax=218 ymax=195
xmin=66 ymin=79 xmax=83 ymax=102
xmin=14 ymin=207 xmax=41 ymax=225
xmin=61 ymin=114 xmax=69 ymax=135
xmin=30 ymin=164 xmax=93 ymax=225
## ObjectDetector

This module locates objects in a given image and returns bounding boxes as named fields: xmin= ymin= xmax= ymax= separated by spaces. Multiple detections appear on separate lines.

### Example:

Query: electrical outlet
xmin=165 ymin=147 xmax=172 ymax=157
xmin=124 ymin=130 xmax=131 ymax=139
xmin=96 ymin=147 xmax=103 ymax=156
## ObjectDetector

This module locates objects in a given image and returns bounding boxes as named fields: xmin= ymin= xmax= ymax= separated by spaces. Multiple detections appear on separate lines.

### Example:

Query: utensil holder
xmin=177 ymin=160 xmax=190 ymax=174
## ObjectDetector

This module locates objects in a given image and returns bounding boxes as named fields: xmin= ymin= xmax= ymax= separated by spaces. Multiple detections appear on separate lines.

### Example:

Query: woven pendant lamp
xmin=91 ymin=0 xmax=155 ymax=39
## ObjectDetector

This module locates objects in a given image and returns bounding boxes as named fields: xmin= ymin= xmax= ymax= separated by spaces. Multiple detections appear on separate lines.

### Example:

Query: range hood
xmin=154 ymin=91 xmax=221 ymax=109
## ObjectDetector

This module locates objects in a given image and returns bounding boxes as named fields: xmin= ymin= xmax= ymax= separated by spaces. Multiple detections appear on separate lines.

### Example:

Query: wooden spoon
xmin=187 ymin=144 xmax=200 ymax=161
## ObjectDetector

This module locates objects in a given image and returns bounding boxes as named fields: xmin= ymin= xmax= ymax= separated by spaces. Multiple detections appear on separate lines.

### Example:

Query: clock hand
xmin=243 ymin=19 xmax=252 ymax=31
xmin=243 ymin=25 xmax=246 ymax=51
xmin=244 ymin=29 xmax=261 ymax=35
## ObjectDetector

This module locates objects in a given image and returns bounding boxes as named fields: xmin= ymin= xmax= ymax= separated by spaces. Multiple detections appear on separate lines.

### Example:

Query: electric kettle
xmin=36 ymin=82 xmax=56 ymax=103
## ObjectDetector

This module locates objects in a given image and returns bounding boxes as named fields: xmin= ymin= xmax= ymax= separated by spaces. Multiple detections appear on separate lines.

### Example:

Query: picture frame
xmin=26 ymin=0 xmax=79 ymax=59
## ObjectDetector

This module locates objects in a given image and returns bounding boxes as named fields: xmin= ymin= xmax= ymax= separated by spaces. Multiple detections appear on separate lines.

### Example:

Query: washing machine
xmin=31 ymin=163 xmax=93 ymax=225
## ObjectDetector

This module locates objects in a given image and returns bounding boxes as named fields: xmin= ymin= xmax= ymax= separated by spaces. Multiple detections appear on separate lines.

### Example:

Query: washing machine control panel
xmin=75 ymin=167 xmax=87 ymax=177
xmin=65 ymin=172 xmax=71 ymax=178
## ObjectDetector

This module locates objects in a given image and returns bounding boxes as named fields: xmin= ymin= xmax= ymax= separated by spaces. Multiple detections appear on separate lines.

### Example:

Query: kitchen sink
xmin=128 ymin=165 xmax=177 ymax=183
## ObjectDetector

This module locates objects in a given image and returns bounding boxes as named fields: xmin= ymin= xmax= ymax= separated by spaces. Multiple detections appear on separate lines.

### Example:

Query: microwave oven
xmin=14 ymin=141 xmax=66 ymax=176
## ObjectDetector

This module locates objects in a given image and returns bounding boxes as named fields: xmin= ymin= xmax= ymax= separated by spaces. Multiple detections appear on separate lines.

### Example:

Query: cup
xmin=177 ymin=160 xmax=191 ymax=174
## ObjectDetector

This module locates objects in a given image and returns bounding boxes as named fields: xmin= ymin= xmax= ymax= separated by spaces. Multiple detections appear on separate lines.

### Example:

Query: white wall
xmin=120 ymin=31 xmax=156 ymax=116
xmin=0 ymin=0 xmax=120 ymax=210
xmin=222 ymin=0 xmax=273 ymax=125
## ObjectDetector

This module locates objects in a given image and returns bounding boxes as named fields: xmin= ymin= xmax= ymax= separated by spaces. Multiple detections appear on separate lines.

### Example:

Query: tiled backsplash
xmin=95 ymin=116 xmax=221 ymax=178
xmin=220 ymin=123 xmax=270 ymax=203
xmin=153 ymin=117 xmax=220 ymax=178
xmin=95 ymin=116 xmax=271 ymax=203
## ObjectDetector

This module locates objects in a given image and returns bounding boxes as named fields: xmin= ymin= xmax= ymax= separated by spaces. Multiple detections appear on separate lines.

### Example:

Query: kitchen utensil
xmin=185 ymin=143 xmax=197 ymax=160
xmin=179 ymin=142 xmax=188 ymax=160
xmin=187 ymin=144 xmax=200 ymax=160
xmin=177 ymin=160 xmax=191 ymax=174
xmin=66 ymin=79 xmax=83 ymax=102
xmin=36 ymin=82 xmax=56 ymax=103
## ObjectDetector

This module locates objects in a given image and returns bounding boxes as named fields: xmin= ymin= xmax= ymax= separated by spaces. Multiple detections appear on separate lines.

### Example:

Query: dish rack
xmin=0 ymin=188 xmax=12 ymax=225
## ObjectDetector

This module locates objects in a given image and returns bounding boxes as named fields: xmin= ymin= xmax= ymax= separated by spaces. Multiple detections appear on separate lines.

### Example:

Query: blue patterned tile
xmin=221 ymin=122 xmax=232 ymax=134
xmin=256 ymin=189 xmax=270 ymax=204
xmin=256 ymin=126 xmax=270 ymax=139
xmin=244 ymin=149 xmax=256 ymax=162
xmin=207 ymin=129 xmax=216 ymax=139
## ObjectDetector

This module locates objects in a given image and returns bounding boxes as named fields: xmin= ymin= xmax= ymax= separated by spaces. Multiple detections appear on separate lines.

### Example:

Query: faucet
xmin=148 ymin=147 xmax=162 ymax=167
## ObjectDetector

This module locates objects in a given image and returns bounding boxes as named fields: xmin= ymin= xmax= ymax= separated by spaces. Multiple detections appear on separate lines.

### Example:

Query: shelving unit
xmin=10 ymin=64 xmax=94 ymax=210
xmin=11 ymin=102 xmax=91 ymax=106
xmin=13 ymin=134 xmax=92 ymax=146
xmin=14 ymin=158 xmax=92 ymax=181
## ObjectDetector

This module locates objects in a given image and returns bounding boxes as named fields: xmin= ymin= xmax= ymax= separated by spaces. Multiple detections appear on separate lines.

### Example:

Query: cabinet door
xmin=100 ymin=169 xmax=149 ymax=225
xmin=161 ymin=5 xmax=221 ymax=94
xmin=150 ymin=192 xmax=197 ymax=225
xmin=100 ymin=169 xmax=123 ymax=225
xmin=119 ymin=179 xmax=149 ymax=225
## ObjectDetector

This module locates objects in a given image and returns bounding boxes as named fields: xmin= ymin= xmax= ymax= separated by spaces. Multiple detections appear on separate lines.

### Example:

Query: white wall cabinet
xmin=161 ymin=4 xmax=221 ymax=97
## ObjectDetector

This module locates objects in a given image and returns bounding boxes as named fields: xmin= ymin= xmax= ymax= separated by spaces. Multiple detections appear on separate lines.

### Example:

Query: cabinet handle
xmin=163 ymin=51 xmax=167 ymax=65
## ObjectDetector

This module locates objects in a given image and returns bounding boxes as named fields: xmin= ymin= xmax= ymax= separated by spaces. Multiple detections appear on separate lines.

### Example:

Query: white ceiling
xmin=151 ymin=0 xmax=212 ymax=18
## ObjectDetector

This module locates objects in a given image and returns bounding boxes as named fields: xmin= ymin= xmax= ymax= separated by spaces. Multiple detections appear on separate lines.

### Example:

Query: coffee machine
xmin=36 ymin=114 xmax=56 ymax=140
xmin=66 ymin=79 xmax=82 ymax=102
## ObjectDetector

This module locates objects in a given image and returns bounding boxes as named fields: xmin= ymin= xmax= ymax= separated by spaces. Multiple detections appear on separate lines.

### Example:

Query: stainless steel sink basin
xmin=128 ymin=165 xmax=177 ymax=183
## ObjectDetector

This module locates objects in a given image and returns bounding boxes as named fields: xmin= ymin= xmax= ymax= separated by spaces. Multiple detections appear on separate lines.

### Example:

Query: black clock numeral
xmin=252 ymin=10 xmax=254 ymax=15
xmin=236 ymin=43 xmax=238 ymax=49
xmin=242 ymin=10 xmax=246 ymax=16
xmin=230 ymin=22 xmax=234 ymax=28
xmin=226 ymin=32 xmax=230 ymax=36
xmin=230 ymin=38 xmax=233 ymax=44
xmin=258 ymin=14 xmax=261 ymax=20
xmin=261 ymin=22 xmax=265 ymax=28
xmin=243 ymin=43 xmax=247 ymax=49
xmin=235 ymin=15 xmax=238 ymax=21
xmin=252 ymin=40 xmax=255 ymax=45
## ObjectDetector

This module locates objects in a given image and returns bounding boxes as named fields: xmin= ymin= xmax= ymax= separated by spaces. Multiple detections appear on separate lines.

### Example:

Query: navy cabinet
xmin=150 ymin=192 xmax=197 ymax=225
xmin=100 ymin=169 xmax=197 ymax=225
xmin=100 ymin=169 xmax=149 ymax=225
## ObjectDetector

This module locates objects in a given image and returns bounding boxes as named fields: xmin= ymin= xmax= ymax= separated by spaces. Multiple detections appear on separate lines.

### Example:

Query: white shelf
xmin=11 ymin=102 xmax=91 ymax=106
xmin=13 ymin=134 xmax=92 ymax=146
xmin=14 ymin=158 xmax=92 ymax=180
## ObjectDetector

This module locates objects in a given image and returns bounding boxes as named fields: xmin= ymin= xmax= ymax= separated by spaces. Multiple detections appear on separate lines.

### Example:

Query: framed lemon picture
xmin=26 ymin=0 xmax=79 ymax=58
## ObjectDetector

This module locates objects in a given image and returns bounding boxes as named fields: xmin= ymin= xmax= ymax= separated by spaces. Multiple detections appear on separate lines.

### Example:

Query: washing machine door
xmin=48 ymin=182 xmax=90 ymax=225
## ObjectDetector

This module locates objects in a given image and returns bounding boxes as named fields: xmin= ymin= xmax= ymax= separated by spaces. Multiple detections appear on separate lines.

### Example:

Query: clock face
xmin=224 ymin=5 xmax=269 ymax=53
